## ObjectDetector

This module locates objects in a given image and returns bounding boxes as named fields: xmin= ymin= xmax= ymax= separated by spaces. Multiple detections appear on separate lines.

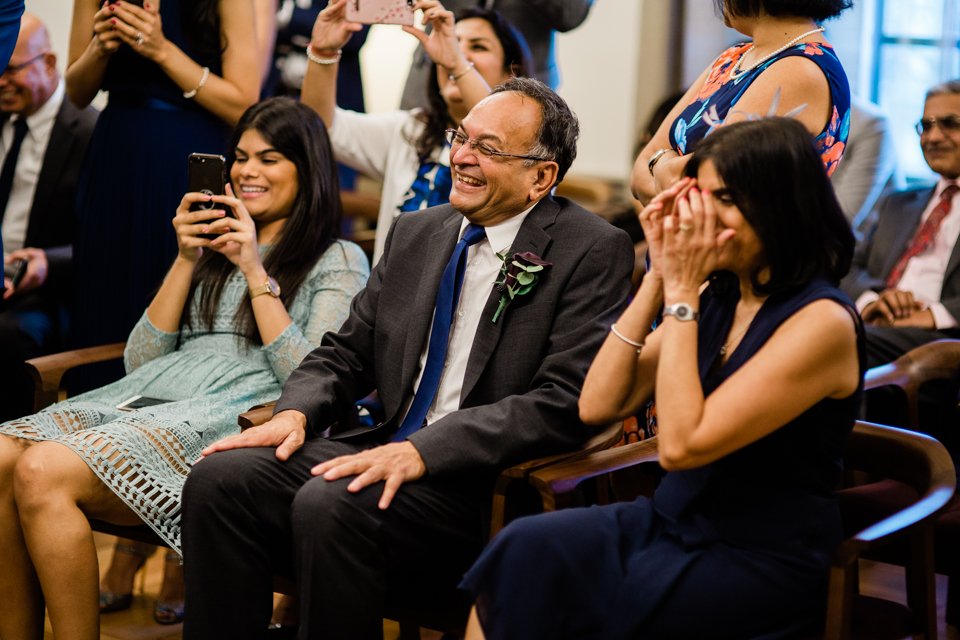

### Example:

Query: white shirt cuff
xmin=855 ymin=290 xmax=879 ymax=314
xmin=929 ymin=302 xmax=958 ymax=329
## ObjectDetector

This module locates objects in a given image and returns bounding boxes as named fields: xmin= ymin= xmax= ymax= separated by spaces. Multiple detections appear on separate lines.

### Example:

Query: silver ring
xmin=678 ymin=223 xmax=693 ymax=232
xmin=135 ymin=31 xmax=144 ymax=47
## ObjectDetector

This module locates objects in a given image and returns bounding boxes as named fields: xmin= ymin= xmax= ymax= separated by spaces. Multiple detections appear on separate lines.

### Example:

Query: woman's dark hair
xmin=413 ymin=8 xmax=534 ymax=160
xmin=684 ymin=117 xmax=853 ymax=296
xmin=181 ymin=0 xmax=224 ymax=67
xmin=183 ymin=97 xmax=343 ymax=344
xmin=714 ymin=0 xmax=851 ymax=22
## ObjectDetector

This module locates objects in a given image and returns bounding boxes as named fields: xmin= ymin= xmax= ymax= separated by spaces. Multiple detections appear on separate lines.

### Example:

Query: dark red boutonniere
xmin=492 ymin=251 xmax=552 ymax=324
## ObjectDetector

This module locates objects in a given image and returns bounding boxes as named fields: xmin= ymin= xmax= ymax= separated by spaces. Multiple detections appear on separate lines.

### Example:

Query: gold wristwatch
xmin=250 ymin=276 xmax=281 ymax=299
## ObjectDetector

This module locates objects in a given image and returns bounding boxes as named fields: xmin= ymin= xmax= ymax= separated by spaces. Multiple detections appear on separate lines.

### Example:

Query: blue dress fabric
xmin=669 ymin=41 xmax=850 ymax=176
xmin=460 ymin=276 xmax=864 ymax=640
xmin=71 ymin=0 xmax=232 ymax=350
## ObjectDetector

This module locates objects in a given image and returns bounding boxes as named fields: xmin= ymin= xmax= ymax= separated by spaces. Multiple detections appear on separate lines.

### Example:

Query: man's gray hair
xmin=490 ymin=77 xmax=580 ymax=183
xmin=927 ymin=79 xmax=960 ymax=100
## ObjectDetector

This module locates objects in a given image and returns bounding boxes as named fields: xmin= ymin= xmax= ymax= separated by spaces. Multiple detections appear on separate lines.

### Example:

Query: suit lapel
xmin=880 ymin=189 xmax=930 ymax=281
xmin=460 ymin=198 xmax=557 ymax=402
xmin=25 ymin=100 xmax=77 ymax=244
xmin=398 ymin=213 xmax=463 ymax=395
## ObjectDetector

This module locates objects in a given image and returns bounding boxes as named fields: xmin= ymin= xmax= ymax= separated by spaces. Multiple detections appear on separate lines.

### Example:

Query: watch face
xmin=675 ymin=305 xmax=690 ymax=319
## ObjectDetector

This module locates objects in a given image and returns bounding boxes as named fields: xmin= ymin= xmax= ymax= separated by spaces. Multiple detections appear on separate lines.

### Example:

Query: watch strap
xmin=662 ymin=303 xmax=700 ymax=322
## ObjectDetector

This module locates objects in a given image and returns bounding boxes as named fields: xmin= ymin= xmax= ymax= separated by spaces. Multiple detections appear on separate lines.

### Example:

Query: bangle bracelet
xmin=183 ymin=66 xmax=209 ymax=99
xmin=610 ymin=323 xmax=644 ymax=354
xmin=448 ymin=61 xmax=475 ymax=82
xmin=306 ymin=45 xmax=342 ymax=65
xmin=647 ymin=147 xmax=675 ymax=177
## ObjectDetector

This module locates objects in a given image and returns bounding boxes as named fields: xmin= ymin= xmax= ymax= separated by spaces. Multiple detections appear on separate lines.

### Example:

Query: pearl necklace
xmin=729 ymin=26 xmax=825 ymax=80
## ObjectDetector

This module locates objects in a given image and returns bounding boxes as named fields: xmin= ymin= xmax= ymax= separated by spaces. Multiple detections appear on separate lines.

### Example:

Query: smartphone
xmin=116 ymin=395 xmax=172 ymax=411
xmin=187 ymin=153 xmax=229 ymax=240
xmin=4 ymin=259 xmax=27 ymax=288
xmin=345 ymin=0 xmax=414 ymax=26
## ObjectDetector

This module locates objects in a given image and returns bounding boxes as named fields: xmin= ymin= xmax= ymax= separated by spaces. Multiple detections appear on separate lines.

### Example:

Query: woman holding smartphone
xmin=302 ymin=0 xmax=533 ymax=262
xmin=0 ymin=97 xmax=369 ymax=640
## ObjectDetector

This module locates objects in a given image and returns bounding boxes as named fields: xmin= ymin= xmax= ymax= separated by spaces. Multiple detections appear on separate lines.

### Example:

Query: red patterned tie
xmin=886 ymin=183 xmax=960 ymax=289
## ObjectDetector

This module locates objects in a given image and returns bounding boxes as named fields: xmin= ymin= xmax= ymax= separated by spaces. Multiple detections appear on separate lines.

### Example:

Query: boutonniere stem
xmin=492 ymin=251 xmax=552 ymax=323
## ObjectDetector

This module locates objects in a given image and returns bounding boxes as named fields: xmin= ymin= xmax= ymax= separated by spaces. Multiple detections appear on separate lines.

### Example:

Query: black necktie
xmin=392 ymin=223 xmax=487 ymax=441
xmin=0 ymin=117 xmax=29 ymax=223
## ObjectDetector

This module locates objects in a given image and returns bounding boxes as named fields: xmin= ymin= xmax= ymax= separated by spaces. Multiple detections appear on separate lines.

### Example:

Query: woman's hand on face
xmin=660 ymin=186 xmax=736 ymax=303
xmin=204 ymin=184 xmax=263 ymax=276
xmin=310 ymin=0 xmax=363 ymax=54
xmin=639 ymin=177 xmax=694 ymax=276
xmin=92 ymin=2 xmax=124 ymax=56
xmin=172 ymin=193 xmax=222 ymax=263
xmin=404 ymin=1 xmax=463 ymax=73
xmin=105 ymin=1 xmax=169 ymax=63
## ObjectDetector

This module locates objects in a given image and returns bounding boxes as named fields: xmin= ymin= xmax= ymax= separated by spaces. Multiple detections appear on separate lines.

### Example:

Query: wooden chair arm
xmin=526 ymin=436 xmax=660 ymax=512
xmin=25 ymin=342 xmax=127 ymax=411
xmin=340 ymin=190 xmax=381 ymax=224
xmin=238 ymin=402 xmax=277 ymax=430
xmin=863 ymin=339 xmax=960 ymax=429
xmin=488 ymin=422 xmax=623 ymax=537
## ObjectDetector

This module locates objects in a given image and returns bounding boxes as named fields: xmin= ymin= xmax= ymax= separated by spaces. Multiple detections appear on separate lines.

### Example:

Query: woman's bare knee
xmin=13 ymin=442 xmax=94 ymax=513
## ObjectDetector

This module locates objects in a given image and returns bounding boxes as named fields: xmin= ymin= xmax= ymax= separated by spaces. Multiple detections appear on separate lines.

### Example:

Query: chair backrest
xmin=825 ymin=421 xmax=957 ymax=640
xmin=864 ymin=339 xmax=960 ymax=430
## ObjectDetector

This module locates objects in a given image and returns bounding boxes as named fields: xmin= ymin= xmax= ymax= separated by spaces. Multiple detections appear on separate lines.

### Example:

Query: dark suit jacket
xmin=15 ymin=96 xmax=98 ymax=301
xmin=841 ymin=184 xmax=960 ymax=322
xmin=275 ymin=195 xmax=633 ymax=477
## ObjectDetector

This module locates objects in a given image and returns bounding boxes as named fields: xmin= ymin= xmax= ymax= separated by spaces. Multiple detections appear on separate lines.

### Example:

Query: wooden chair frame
xmin=522 ymin=421 xmax=955 ymax=640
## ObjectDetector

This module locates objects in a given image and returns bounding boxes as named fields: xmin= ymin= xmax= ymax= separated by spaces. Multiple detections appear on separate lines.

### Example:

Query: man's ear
xmin=529 ymin=161 xmax=559 ymax=201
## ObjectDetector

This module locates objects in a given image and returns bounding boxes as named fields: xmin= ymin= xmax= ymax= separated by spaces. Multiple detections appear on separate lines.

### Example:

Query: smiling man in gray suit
xmin=181 ymin=77 xmax=633 ymax=640
xmin=841 ymin=79 xmax=960 ymax=366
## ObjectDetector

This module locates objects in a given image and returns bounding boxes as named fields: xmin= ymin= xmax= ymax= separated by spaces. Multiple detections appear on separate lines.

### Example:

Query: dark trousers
xmin=863 ymin=325 xmax=960 ymax=457
xmin=0 ymin=292 xmax=62 ymax=421
xmin=181 ymin=438 xmax=487 ymax=640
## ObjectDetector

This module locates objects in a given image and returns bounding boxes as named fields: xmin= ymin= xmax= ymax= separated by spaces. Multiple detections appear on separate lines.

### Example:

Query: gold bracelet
xmin=183 ymin=66 xmax=209 ymax=100
xmin=448 ymin=61 xmax=475 ymax=82
xmin=306 ymin=45 xmax=342 ymax=65
xmin=610 ymin=323 xmax=644 ymax=354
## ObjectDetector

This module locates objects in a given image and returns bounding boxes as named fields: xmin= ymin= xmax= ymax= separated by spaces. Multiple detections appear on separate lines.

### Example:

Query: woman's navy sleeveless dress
xmin=461 ymin=276 xmax=864 ymax=639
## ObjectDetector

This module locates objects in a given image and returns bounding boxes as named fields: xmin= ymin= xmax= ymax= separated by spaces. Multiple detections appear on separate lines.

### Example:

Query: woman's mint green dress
xmin=0 ymin=240 xmax=369 ymax=551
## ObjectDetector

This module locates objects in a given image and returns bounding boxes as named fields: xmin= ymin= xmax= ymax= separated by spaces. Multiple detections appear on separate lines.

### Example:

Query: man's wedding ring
xmin=678 ymin=223 xmax=693 ymax=232
xmin=135 ymin=32 xmax=145 ymax=47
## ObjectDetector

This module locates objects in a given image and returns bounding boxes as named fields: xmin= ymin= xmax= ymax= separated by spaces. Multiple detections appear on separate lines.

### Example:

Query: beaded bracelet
xmin=183 ymin=66 xmax=209 ymax=100
xmin=306 ymin=45 xmax=343 ymax=65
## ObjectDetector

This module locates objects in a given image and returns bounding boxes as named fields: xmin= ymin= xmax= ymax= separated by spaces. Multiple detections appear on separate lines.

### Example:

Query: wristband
xmin=306 ymin=45 xmax=342 ymax=65
xmin=647 ymin=147 xmax=676 ymax=177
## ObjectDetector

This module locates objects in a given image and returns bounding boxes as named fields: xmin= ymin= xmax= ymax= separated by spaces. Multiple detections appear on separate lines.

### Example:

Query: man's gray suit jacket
xmin=274 ymin=195 xmax=634 ymax=477
xmin=841 ymin=184 xmax=960 ymax=322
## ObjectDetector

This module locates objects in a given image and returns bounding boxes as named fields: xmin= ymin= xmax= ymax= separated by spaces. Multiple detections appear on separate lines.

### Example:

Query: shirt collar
xmin=458 ymin=201 xmax=537 ymax=254
xmin=935 ymin=176 xmax=960 ymax=200
xmin=21 ymin=79 xmax=64 ymax=139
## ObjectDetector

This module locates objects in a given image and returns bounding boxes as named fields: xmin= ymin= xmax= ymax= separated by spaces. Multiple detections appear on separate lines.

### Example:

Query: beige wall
xmin=28 ymin=0 xmax=671 ymax=183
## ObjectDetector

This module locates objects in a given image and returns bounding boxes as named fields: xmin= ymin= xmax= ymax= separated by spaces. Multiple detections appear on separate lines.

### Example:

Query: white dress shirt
xmin=855 ymin=178 xmax=960 ymax=329
xmin=403 ymin=205 xmax=534 ymax=428
xmin=1 ymin=80 xmax=64 ymax=258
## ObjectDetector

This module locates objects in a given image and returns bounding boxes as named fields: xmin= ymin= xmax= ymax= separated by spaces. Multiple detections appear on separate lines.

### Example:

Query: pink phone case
xmin=345 ymin=0 xmax=414 ymax=26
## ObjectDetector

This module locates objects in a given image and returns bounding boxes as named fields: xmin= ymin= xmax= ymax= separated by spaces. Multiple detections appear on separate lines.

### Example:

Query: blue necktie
xmin=393 ymin=223 xmax=487 ymax=441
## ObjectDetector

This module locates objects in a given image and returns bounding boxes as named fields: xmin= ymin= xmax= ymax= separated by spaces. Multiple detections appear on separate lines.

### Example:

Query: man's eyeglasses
xmin=444 ymin=129 xmax=550 ymax=162
xmin=2 ymin=51 xmax=48 ymax=76
xmin=915 ymin=115 xmax=960 ymax=136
